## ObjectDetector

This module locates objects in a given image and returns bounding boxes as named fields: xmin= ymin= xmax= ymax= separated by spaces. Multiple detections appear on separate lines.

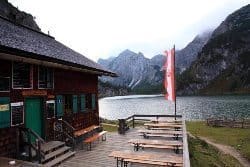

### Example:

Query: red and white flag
xmin=163 ymin=48 xmax=175 ymax=101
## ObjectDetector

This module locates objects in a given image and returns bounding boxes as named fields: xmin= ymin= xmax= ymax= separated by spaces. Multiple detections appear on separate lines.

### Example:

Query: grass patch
xmin=102 ymin=123 xmax=118 ymax=132
xmin=187 ymin=121 xmax=250 ymax=161
xmin=189 ymin=137 xmax=243 ymax=167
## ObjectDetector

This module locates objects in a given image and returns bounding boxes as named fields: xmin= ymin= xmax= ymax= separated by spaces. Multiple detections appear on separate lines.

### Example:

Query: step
xmin=43 ymin=151 xmax=75 ymax=167
xmin=41 ymin=141 xmax=65 ymax=153
xmin=42 ymin=146 xmax=71 ymax=163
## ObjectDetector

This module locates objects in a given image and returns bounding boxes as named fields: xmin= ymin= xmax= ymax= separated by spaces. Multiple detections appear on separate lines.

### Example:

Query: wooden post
xmin=132 ymin=116 xmax=135 ymax=128
xmin=37 ymin=139 xmax=41 ymax=163
xmin=174 ymin=45 xmax=177 ymax=120
xmin=28 ymin=130 xmax=32 ymax=161
xmin=16 ymin=128 xmax=20 ymax=159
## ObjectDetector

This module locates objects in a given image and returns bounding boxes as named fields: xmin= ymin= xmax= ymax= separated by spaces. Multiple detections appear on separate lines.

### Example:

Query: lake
xmin=99 ymin=95 xmax=250 ymax=120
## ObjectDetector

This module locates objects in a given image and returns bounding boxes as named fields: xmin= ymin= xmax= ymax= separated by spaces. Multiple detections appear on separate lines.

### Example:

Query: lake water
xmin=99 ymin=95 xmax=250 ymax=120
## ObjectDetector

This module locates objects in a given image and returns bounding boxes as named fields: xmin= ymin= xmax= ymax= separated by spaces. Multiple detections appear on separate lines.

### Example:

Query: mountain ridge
xmin=177 ymin=4 xmax=250 ymax=95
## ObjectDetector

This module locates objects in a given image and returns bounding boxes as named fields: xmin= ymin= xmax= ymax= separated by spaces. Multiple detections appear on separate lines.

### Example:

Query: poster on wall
xmin=46 ymin=100 xmax=55 ymax=118
xmin=0 ymin=104 xmax=9 ymax=111
xmin=11 ymin=102 xmax=24 ymax=126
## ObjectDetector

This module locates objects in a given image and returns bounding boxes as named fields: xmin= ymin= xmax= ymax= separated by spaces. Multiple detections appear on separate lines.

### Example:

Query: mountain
xmin=98 ymin=49 xmax=165 ymax=94
xmin=98 ymin=80 xmax=130 ymax=98
xmin=176 ymin=31 xmax=213 ymax=73
xmin=98 ymin=31 xmax=212 ymax=95
xmin=177 ymin=4 xmax=250 ymax=95
xmin=0 ymin=0 xmax=40 ymax=31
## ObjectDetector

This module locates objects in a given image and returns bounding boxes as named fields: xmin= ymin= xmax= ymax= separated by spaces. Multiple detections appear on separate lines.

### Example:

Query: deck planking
xmin=62 ymin=127 xmax=183 ymax=167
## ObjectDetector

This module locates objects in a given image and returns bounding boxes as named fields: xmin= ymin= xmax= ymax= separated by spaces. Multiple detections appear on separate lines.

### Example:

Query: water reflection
xmin=99 ymin=95 xmax=250 ymax=120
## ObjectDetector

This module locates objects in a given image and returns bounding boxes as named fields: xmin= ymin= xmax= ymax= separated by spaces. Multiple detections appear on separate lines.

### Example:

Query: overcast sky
xmin=9 ymin=0 xmax=249 ymax=61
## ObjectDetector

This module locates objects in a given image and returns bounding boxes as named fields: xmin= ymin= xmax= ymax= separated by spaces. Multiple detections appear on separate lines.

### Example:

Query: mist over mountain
xmin=177 ymin=4 xmax=250 ymax=95
xmin=176 ymin=31 xmax=213 ymax=73
xmin=98 ymin=31 xmax=212 ymax=95
xmin=98 ymin=4 xmax=250 ymax=97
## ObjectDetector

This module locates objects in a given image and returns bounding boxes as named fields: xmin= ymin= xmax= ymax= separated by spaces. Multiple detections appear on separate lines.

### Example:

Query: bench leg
xmin=87 ymin=142 xmax=92 ymax=151
xmin=102 ymin=134 xmax=106 ymax=141
xmin=174 ymin=146 xmax=180 ymax=154
xmin=116 ymin=158 xmax=123 ymax=167
xmin=123 ymin=161 xmax=129 ymax=167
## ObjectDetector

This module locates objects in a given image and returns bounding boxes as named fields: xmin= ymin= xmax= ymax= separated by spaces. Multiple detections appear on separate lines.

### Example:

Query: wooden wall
xmin=0 ymin=127 xmax=17 ymax=158
xmin=0 ymin=58 xmax=100 ymax=156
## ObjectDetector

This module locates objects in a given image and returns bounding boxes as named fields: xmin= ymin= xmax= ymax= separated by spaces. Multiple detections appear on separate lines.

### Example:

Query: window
xmin=79 ymin=94 xmax=86 ymax=112
xmin=85 ymin=94 xmax=92 ymax=109
xmin=0 ymin=76 xmax=10 ymax=91
xmin=64 ymin=95 xmax=72 ymax=114
xmin=46 ymin=100 xmax=55 ymax=118
xmin=39 ymin=66 xmax=54 ymax=89
xmin=11 ymin=102 xmax=24 ymax=126
xmin=13 ymin=62 xmax=32 ymax=88
xmin=85 ymin=94 xmax=96 ymax=110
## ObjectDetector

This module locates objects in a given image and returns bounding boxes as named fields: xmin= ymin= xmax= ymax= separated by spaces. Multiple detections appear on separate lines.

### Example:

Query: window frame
xmin=0 ymin=76 xmax=10 ymax=92
xmin=85 ymin=93 xmax=92 ymax=110
xmin=46 ymin=100 xmax=55 ymax=119
xmin=38 ymin=66 xmax=54 ymax=89
xmin=10 ymin=102 xmax=24 ymax=127
xmin=64 ymin=94 xmax=73 ymax=115
xmin=12 ymin=62 xmax=33 ymax=89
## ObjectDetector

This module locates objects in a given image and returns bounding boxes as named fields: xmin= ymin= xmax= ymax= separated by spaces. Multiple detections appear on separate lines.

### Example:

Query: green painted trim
xmin=73 ymin=95 xmax=78 ymax=113
xmin=92 ymin=94 xmax=96 ymax=110
xmin=0 ymin=97 xmax=10 ymax=128
xmin=56 ymin=95 xmax=64 ymax=117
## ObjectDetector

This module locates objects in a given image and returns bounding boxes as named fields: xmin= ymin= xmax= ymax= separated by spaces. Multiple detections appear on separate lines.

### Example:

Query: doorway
xmin=25 ymin=98 xmax=44 ymax=138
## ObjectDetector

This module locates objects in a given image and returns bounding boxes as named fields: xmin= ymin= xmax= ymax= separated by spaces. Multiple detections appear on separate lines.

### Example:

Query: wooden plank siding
xmin=0 ymin=57 xmax=100 ymax=157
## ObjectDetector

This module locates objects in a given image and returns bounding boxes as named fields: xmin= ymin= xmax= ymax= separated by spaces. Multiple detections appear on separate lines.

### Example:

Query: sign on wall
xmin=0 ymin=104 xmax=9 ymax=112
xmin=11 ymin=102 xmax=24 ymax=126
xmin=22 ymin=90 xmax=47 ymax=96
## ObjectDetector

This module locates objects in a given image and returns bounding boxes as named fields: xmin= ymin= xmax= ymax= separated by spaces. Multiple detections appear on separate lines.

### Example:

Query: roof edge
xmin=0 ymin=45 xmax=117 ymax=77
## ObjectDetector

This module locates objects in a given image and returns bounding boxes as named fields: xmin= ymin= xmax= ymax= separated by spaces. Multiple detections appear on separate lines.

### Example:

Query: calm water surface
xmin=99 ymin=95 xmax=250 ymax=120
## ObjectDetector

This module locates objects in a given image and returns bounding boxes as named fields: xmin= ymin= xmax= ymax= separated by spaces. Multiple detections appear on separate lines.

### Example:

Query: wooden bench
xmin=144 ymin=123 xmax=183 ymax=130
xmin=128 ymin=139 xmax=183 ymax=153
xmin=84 ymin=131 xmax=107 ymax=150
xmin=74 ymin=125 xmax=100 ymax=137
xmin=138 ymin=129 xmax=183 ymax=140
xmin=123 ymin=159 xmax=183 ymax=167
xmin=109 ymin=151 xmax=183 ymax=167
xmin=142 ymin=144 xmax=183 ymax=153
xmin=139 ymin=133 xmax=183 ymax=140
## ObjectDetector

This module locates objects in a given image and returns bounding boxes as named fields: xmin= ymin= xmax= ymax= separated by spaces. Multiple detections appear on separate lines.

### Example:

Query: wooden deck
xmin=62 ymin=127 xmax=185 ymax=167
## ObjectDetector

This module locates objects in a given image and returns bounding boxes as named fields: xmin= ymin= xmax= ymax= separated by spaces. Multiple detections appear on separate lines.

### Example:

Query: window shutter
xmin=0 ymin=97 xmax=10 ymax=128
xmin=80 ymin=94 xmax=86 ymax=112
xmin=73 ymin=95 xmax=78 ymax=113
xmin=92 ymin=94 xmax=96 ymax=110
xmin=56 ymin=95 xmax=63 ymax=117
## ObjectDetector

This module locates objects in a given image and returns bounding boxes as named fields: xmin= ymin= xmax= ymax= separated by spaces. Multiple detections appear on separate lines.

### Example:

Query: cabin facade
xmin=0 ymin=15 xmax=115 ymax=159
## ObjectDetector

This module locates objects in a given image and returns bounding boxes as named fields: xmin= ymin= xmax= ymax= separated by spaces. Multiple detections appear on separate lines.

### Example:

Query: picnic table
xmin=109 ymin=150 xmax=183 ymax=167
xmin=151 ymin=120 xmax=183 ymax=124
xmin=144 ymin=123 xmax=183 ymax=130
xmin=138 ymin=129 xmax=183 ymax=140
xmin=128 ymin=139 xmax=183 ymax=153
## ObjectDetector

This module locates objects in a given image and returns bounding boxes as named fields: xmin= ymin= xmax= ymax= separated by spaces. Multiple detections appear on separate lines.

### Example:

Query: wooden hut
xmin=0 ymin=15 xmax=116 ymax=164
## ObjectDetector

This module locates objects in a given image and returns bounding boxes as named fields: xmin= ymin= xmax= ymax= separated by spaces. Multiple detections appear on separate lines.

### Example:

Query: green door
xmin=25 ymin=98 xmax=43 ymax=138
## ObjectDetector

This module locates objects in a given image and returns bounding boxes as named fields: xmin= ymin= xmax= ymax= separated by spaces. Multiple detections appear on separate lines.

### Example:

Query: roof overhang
xmin=0 ymin=45 xmax=117 ymax=77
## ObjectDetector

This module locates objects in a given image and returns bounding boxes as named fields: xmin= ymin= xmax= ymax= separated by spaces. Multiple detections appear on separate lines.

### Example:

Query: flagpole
xmin=174 ymin=45 xmax=176 ymax=120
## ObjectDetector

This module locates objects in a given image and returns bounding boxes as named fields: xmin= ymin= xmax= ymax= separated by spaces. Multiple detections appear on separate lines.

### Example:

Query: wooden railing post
xmin=27 ymin=129 xmax=32 ymax=161
xmin=16 ymin=128 xmax=20 ymax=159
xmin=132 ymin=115 xmax=135 ymax=128
xmin=37 ymin=139 xmax=42 ymax=163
